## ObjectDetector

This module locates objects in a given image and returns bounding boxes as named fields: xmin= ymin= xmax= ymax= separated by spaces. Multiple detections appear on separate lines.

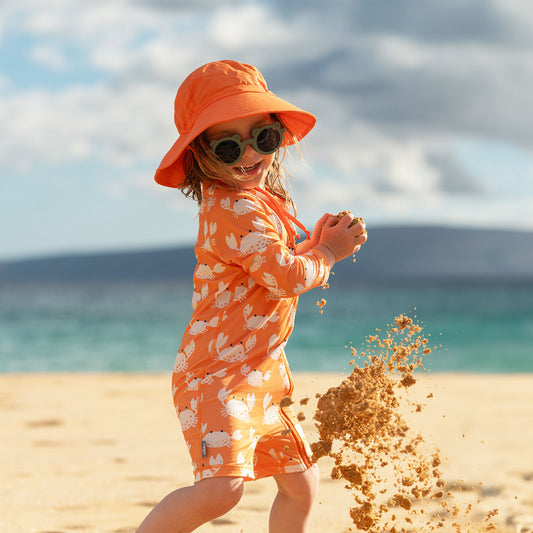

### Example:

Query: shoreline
xmin=2 ymin=372 xmax=532 ymax=532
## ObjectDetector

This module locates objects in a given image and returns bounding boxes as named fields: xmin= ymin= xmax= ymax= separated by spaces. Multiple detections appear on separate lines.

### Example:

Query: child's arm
xmin=211 ymin=191 xmax=366 ymax=297
xmin=212 ymin=192 xmax=330 ymax=295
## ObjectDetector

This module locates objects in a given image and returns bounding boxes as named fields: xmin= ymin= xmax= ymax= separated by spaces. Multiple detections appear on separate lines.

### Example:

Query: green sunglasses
xmin=209 ymin=121 xmax=286 ymax=165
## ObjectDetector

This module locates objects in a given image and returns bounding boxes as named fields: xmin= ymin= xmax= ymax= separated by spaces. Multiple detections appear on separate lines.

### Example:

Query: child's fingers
xmin=352 ymin=231 xmax=367 ymax=251
xmin=315 ymin=213 xmax=335 ymax=230
xmin=335 ymin=212 xmax=365 ymax=231
xmin=335 ymin=213 xmax=354 ymax=227
xmin=309 ymin=214 xmax=336 ymax=244
xmin=322 ymin=216 xmax=341 ymax=230
xmin=349 ymin=220 xmax=366 ymax=238
xmin=332 ymin=217 xmax=366 ymax=239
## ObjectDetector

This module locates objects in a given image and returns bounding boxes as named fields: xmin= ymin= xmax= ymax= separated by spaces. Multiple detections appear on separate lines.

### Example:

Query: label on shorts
xmin=201 ymin=440 xmax=208 ymax=458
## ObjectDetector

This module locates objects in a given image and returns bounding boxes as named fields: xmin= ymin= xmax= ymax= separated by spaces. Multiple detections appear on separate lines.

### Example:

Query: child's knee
xmin=303 ymin=464 xmax=320 ymax=502
xmin=199 ymin=477 xmax=244 ymax=515
xmin=276 ymin=465 xmax=319 ymax=506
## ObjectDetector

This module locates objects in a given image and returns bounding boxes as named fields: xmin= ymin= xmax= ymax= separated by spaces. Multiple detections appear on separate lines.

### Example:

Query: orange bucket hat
xmin=154 ymin=60 xmax=316 ymax=188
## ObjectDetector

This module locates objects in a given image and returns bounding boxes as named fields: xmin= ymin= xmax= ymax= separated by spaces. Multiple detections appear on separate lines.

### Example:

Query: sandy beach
xmin=1 ymin=372 xmax=532 ymax=533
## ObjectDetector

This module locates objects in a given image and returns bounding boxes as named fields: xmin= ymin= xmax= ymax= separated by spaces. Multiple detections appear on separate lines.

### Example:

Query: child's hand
xmin=315 ymin=212 xmax=367 ymax=266
xmin=309 ymin=213 xmax=334 ymax=247
xmin=295 ymin=213 xmax=334 ymax=256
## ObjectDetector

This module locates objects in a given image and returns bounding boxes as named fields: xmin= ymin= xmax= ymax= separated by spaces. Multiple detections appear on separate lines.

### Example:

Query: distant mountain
xmin=0 ymin=226 xmax=532 ymax=285
xmin=335 ymin=225 xmax=533 ymax=285
xmin=0 ymin=246 xmax=197 ymax=283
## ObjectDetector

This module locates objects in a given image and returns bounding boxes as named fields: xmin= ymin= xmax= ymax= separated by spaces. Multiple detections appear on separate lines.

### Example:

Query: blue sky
xmin=1 ymin=0 xmax=533 ymax=260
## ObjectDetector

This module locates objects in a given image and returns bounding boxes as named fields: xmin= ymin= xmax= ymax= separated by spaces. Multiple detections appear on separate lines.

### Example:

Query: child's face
xmin=206 ymin=113 xmax=276 ymax=190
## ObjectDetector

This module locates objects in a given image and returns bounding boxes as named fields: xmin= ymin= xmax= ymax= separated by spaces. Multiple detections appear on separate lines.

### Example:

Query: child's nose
xmin=243 ymin=143 xmax=256 ymax=158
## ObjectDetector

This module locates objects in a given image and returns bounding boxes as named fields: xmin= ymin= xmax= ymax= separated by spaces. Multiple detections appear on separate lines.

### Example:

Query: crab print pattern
xmin=172 ymin=185 xmax=331 ymax=482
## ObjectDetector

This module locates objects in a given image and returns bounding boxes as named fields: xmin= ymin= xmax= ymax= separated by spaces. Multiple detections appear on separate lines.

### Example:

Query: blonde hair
xmin=179 ymin=115 xmax=299 ymax=212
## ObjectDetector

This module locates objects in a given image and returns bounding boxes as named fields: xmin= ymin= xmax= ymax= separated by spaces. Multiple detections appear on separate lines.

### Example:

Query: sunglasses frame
xmin=209 ymin=121 xmax=286 ymax=165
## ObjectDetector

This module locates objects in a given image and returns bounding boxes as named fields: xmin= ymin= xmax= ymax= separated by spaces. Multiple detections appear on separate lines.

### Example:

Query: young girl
xmin=137 ymin=60 xmax=367 ymax=533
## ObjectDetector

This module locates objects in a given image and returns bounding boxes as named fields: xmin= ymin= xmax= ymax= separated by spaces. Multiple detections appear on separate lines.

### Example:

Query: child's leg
xmin=269 ymin=465 xmax=319 ymax=533
xmin=136 ymin=476 xmax=244 ymax=533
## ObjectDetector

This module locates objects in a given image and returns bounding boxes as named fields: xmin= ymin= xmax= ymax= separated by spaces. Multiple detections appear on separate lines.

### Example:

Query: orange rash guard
xmin=172 ymin=184 xmax=331 ymax=482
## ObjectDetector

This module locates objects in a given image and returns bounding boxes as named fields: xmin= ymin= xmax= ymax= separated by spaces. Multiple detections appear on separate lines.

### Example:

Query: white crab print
xmin=199 ymin=190 xmax=216 ymax=215
xmin=202 ymin=368 xmax=227 ymax=385
xmin=198 ymin=453 xmax=224 ymax=480
xmin=195 ymin=263 xmax=226 ymax=280
xmin=189 ymin=316 xmax=219 ymax=335
xmin=185 ymin=368 xmax=227 ymax=390
xmin=267 ymin=334 xmax=285 ymax=360
xmin=249 ymin=253 xmax=267 ymax=272
xmin=211 ymin=332 xmax=257 ymax=363
xmin=262 ymin=272 xmax=287 ymax=300
xmin=174 ymin=340 xmax=196 ymax=373
xmin=268 ymin=446 xmax=286 ymax=464
xmin=200 ymin=221 xmax=217 ymax=253
xmin=287 ymin=301 xmax=297 ymax=329
xmin=185 ymin=373 xmax=201 ymax=391
xmin=211 ymin=281 xmax=231 ymax=309
xmin=268 ymin=211 xmax=284 ymax=236
xmin=218 ymin=387 xmax=255 ymax=422
xmin=243 ymin=304 xmax=279 ymax=330
xmin=279 ymin=362 xmax=291 ymax=390
xmin=191 ymin=283 xmax=209 ymax=309
xmin=233 ymin=277 xmax=256 ymax=302
xmin=225 ymin=218 xmax=272 ymax=257
xmin=202 ymin=424 xmax=242 ymax=448
xmin=237 ymin=452 xmax=255 ymax=479
xmin=220 ymin=196 xmax=256 ymax=217
xmin=178 ymin=397 xmax=198 ymax=431
xmin=240 ymin=364 xmax=271 ymax=387
xmin=262 ymin=392 xmax=281 ymax=425
xmin=276 ymin=251 xmax=295 ymax=268
xmin=293 ymin=256 xmax=320 ymax=294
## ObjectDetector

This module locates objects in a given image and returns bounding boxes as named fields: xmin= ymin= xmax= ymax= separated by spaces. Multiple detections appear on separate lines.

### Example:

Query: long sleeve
xmin=210 ymin=189 xmax=330 ymax=298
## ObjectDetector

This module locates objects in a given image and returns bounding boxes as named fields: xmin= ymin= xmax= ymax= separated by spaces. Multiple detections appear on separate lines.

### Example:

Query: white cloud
xmin=28 ymin=44 xmax=68 ymax=70
xmin=209 ymin=4 xmax=289 ymax=51
xmin=1 ymin=0 xmax=533 ymax=239
xmin=0 ymin=81 xmax=176 ymax=170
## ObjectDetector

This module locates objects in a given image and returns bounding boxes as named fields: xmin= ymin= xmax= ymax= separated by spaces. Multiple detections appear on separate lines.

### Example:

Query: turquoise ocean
xmin=1 ymin=281 xmax=532 ymax=374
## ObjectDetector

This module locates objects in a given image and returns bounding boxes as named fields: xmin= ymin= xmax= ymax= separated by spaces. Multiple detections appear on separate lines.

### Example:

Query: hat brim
xmin=154 ymin=90 xmax=316 ymax=188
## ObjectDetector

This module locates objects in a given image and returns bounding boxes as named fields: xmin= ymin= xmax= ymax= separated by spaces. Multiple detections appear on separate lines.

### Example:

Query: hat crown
xmin=174 ymin=60 xmax=269 ymax=134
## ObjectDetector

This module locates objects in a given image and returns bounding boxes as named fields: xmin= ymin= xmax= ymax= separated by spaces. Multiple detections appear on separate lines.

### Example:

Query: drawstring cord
xmin=251 ymin=187 xmax=311 ymax=247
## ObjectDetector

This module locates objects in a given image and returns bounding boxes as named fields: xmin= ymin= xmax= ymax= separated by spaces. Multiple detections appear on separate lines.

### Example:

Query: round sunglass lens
xmin=215 ymin=140 xmax=241 ymax=164
xmin=256 ymin=126 xmax=281 ymax=153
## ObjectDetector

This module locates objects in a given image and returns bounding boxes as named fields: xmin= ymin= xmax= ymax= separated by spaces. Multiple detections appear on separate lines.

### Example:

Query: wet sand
xmin=1 ymin=373 xmax=532 ymax=532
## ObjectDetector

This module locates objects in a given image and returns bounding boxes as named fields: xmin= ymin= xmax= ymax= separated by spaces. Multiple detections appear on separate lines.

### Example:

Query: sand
xmin=1 ymin=372 xmax=533 ymax=533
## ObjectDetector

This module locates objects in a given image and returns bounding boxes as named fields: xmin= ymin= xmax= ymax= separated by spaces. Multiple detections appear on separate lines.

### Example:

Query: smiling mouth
xmin=235 ymin=161 xmax=261 ymax=174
